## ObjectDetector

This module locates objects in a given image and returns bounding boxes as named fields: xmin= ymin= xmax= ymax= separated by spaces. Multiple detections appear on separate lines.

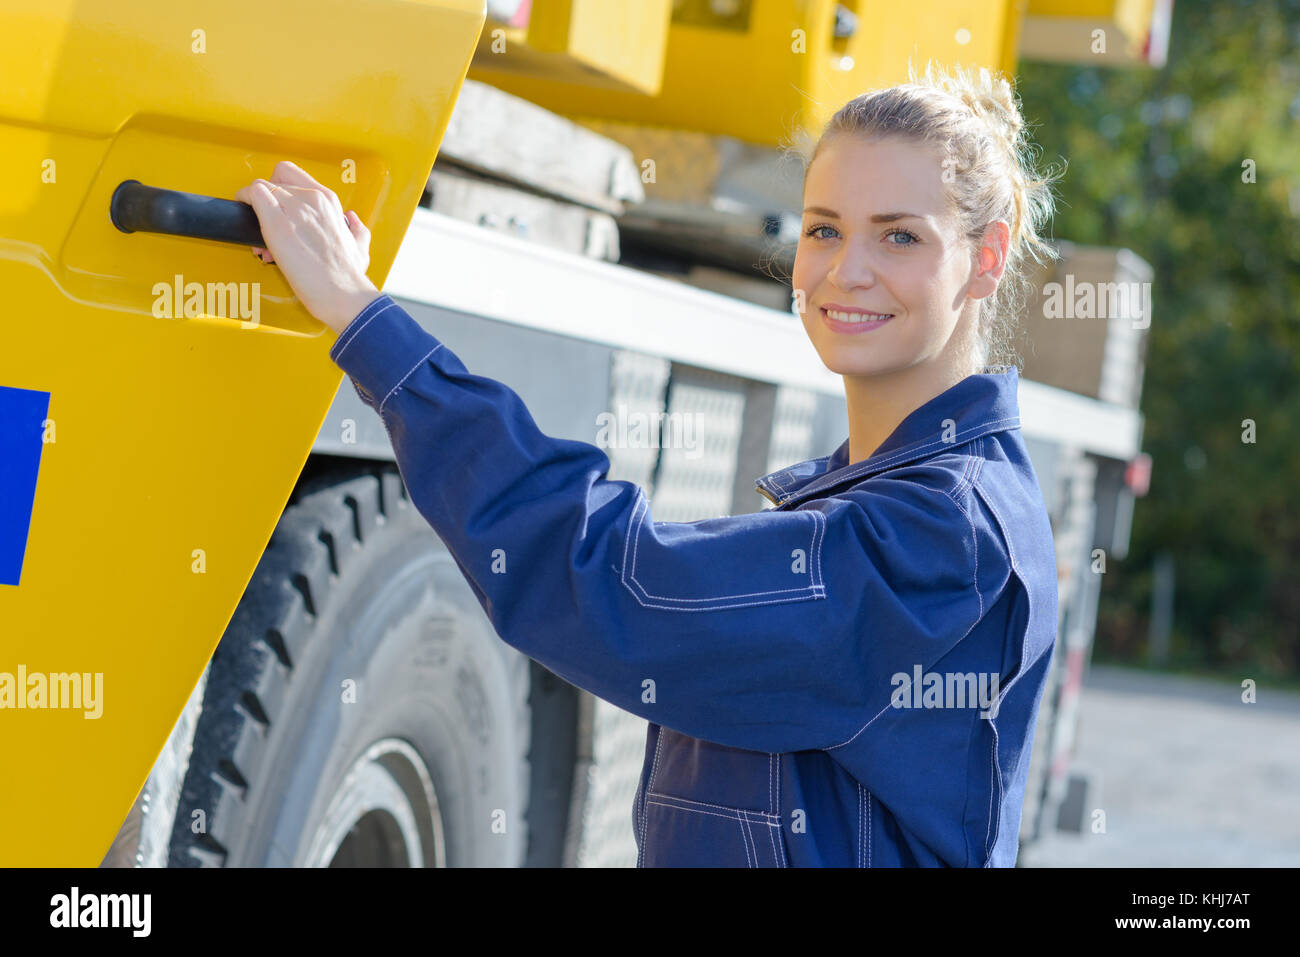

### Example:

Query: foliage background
xmin=1015 ymin=0 xmax=1300 ymax=679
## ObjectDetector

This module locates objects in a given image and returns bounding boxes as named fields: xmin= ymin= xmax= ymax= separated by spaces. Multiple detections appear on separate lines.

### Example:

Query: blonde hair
xmin=803 ymin=60 xmax=1063 ymax=370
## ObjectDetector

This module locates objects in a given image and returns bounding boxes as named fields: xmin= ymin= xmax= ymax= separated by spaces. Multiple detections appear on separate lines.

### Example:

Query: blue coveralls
xmin=331 ymin=293 xmax=1060 ymax=867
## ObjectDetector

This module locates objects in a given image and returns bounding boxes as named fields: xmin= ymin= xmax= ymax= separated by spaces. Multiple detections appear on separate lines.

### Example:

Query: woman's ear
xmin=968 ymin=221 xmax=1010 ymax=300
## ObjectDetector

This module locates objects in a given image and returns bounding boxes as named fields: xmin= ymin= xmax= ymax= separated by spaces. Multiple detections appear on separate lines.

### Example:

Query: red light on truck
xmin=1125 ymin=452 xmax=1152 ymax=497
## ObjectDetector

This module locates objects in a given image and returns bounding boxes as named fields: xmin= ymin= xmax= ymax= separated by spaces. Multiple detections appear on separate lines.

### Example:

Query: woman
xmin=236 ymin=62 xmax=1062 ymax=867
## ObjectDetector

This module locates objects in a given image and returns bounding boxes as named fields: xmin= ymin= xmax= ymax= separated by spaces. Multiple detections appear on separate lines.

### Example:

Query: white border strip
xmin=388 ymin=209 xmax=1142 ymax=460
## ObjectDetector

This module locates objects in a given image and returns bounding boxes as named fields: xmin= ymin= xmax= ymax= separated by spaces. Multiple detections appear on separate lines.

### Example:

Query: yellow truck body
xmin=0 ymin=0 xmax=484 ymax=866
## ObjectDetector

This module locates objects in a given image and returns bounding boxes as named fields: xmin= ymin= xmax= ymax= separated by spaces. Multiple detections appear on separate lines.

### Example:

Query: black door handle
xmin=110 ymin=179 xmax=265 ymax=247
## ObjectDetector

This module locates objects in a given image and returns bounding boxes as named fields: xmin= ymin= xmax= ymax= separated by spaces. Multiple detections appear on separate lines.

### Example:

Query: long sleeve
xmin=330 ymin=295 xmax=993 ymax=755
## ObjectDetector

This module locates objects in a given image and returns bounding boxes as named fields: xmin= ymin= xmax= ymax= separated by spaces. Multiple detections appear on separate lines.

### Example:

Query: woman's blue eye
xmin=805 ymin=224 xmax=837 ymax=240
xmin=886 ymin=229 xmax=920 ymax=246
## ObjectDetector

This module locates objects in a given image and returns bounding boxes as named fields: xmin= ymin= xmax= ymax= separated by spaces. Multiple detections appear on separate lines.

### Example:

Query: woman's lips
xmin=820 ymin=306 xmax=895 ymax=334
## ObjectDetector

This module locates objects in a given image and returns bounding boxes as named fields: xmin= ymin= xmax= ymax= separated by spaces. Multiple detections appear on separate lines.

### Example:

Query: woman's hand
xmin=235 ymin=161 xmax=381 ymax=335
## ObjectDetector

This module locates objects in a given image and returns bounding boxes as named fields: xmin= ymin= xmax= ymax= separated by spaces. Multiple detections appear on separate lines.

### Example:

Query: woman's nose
xmin=828 ymin=245 xmax=876 ymax=290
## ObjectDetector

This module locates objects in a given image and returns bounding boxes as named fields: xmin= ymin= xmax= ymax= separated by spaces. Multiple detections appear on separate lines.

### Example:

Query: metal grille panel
xmin=766 ymin=385 xmax=820 ymax=478
xmin=574 ymin=354 xmax=750 ymax=865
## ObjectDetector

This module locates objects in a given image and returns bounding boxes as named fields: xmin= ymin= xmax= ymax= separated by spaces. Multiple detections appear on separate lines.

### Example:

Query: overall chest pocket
xmin=620 ymin=492 xmax=827 ymax=611
xmin=640 ymin=728 xmax=789 ymax=867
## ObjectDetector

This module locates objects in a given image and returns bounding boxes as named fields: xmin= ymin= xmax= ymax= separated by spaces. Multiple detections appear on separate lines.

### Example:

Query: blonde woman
xmin=238 ymin=61 xmax=1062 ymax=867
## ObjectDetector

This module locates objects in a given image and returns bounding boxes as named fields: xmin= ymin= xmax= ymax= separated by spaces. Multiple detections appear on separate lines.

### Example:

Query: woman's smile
xmin=821 ymin=304 xmax=896 ymax=334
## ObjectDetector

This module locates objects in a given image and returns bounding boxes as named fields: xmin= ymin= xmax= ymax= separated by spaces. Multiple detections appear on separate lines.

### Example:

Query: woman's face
xmin=793 ymin=135 xmax=993 ymax=379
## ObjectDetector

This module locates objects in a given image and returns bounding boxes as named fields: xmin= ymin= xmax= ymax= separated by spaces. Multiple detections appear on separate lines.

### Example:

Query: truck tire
xmin=167 ymin=466 xmax=532 ymax=867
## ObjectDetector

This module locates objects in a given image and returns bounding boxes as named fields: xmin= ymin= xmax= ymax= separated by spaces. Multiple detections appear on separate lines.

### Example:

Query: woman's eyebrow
xmin=802 ymin=206 xmax=923 ymax=223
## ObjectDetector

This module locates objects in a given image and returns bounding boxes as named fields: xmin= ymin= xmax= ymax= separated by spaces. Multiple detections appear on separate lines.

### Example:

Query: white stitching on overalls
xmin=378 ymin=344 xmax=444 ymax=418
xmin=639 ymin=727 xmax=664 ymax=867
xmin=330 ymin=296 xmax=395 ymax=360
xmin=857 ymin=784 xmax=863 ymax=867
xmin=644 ymin=797 xmax=756 ymax=864
xmin=738 ymin=813 xmax=754 ymax=866
xmin=945 ymin=448 xmax=981 ymax=504
xmin=987 ymin=737 xmax=995 ymax=856
xmin=646 ymin=790 xmax=779 ymax=819
xmin=620 ymin=491 xmax=828 ymax=609
xmin=773 ymin=754 xmax=787 ymax=867
xmin=331 ymin=295 xmax=392 ymax=356
xmin=779 ymin=418 xmax=1021 ymax=505
xmin=768 ymin=754 xmax=774 ymax=815
xmin=627 ymin=493 xmax=824 ymax=600
xmin=987 ymin=720 xmax=1002 ymax=860
xmin=776 ymin=753 xmax=781 ymax=819
xmin=811 ymin=508 xmax=825 ymax=588
xmin=646 ymin=798 xmax=744 ymax=822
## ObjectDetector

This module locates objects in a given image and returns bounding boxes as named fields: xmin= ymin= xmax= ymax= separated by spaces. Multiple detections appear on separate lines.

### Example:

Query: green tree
xmin=1016 ymin=0 xmax=1300 ymax=677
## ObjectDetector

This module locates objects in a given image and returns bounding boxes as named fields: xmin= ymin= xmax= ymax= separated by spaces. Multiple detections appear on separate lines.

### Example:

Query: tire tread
xmin=168 ymin=467 xmax=532 ymax=867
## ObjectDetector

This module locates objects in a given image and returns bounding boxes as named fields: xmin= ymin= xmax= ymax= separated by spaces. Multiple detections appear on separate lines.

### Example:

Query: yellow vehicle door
xmin=0 ymin=0 xmax=485 ymax=866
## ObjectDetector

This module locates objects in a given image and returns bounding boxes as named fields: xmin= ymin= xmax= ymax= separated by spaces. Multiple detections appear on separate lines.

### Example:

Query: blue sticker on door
xmin=1 ymin=385 xmax=51 ymax=587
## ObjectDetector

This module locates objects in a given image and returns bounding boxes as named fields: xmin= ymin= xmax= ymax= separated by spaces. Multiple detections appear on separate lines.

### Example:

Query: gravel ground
xmin=1019 ymin=663 xmax=1300 ymax=867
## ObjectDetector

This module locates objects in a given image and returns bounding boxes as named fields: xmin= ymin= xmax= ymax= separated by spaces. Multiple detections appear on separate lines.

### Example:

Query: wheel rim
xmin=300 ymin=738 xmax=446 ymax=867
